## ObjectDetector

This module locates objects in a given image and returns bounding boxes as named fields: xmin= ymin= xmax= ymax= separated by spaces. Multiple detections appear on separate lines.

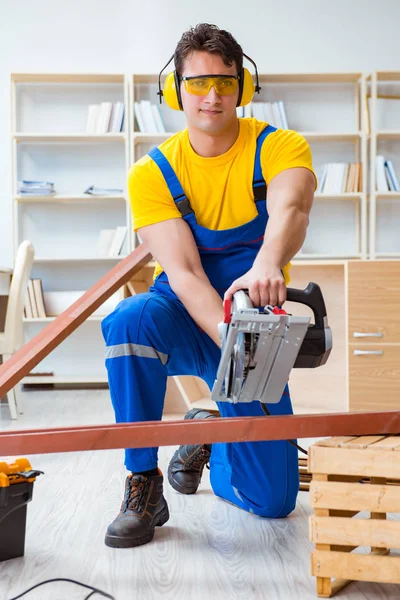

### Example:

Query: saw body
xmin=211 ymin=283 xmax=332 ymax=405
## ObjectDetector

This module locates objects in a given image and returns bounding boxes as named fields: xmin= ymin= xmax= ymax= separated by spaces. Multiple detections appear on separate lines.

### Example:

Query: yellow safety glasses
xmin=180 ymin=75 xmax=239 ymax=96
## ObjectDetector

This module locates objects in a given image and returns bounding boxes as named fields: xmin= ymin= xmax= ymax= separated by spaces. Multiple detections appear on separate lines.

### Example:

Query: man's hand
xmin=224 ymin=263 xmax=286 ymax=307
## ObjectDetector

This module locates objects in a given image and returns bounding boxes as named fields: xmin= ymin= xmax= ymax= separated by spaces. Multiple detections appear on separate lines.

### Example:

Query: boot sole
xmin=104 ymin=504 xmax=170 ymax=548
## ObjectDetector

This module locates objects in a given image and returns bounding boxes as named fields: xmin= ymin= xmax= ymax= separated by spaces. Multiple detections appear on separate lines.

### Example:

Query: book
xmin=376 ymin=155 xmax=389 ymax=192
xmin=27 ymin=279 xmax=38 ymax=319
xmin=84 ymin=185 xmax=123 ymax=196
xmin=108 ymin=226 xmax=127 ymax=256
xmin=32 ymin=279 xmax=47 ymax=318
xmin=97 ymin=229 xmax=117 ymax=256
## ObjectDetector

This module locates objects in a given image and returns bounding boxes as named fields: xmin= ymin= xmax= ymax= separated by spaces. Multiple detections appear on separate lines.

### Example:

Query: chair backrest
xmin=4 ymin=240 xmax=35 ymax=352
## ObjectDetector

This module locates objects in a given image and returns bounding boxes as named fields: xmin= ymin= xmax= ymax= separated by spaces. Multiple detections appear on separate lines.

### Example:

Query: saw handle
xmin=286 ymin=282 xmax=327 ymax=330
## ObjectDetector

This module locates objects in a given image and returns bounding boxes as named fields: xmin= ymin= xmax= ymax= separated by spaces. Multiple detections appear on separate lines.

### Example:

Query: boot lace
xmin=123 ymin=477 xmax=146 ymax=512
xmin=185 ymin=447 xmax=210 ymax=471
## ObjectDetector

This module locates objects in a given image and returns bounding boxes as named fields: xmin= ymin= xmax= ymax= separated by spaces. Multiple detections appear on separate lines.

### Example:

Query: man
xmin=101 ymin=23 xmax=316 ymax=549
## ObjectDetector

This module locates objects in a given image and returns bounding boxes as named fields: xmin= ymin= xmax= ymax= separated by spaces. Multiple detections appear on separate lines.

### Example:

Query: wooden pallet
xmin=308 ymin=435 xmax=400 ymax=597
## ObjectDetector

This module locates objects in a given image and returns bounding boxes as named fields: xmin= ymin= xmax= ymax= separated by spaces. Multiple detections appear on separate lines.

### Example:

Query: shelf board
xmin=258 ymin=72 xmax=363 ymax=84
xmin=314 ymin=193 xmax=362 ymax=200
xmin=300 ymin=131 xmax=362 ymax=141
xmin=375 ymin=252 xmax=400 ymax=258
xmin=13 ymin=133 xmax=127 ymax=143
xmin=376 ymin=131 xmax=400 ymax=139
xmin=15 ymin=194 xmax=126 ymax=203
xmin=375 ymin=192 xmax=400 ymax=199
xmin=376 ymin=72 xmax=400 ymax=82
xmin=291 ymin=259 xmax=349 ymax=266
xmin=34 ymin=256 xmax=127 ymax=263
xmin=24 ymin=316 xmax=104 ymax=323
xmin=293 ymin=253 xmax=362 ymax=261
xmin=22 ymin=375 xmax=108 ymax=384
xmin=11 ymin=73 xmax=125 ymax=84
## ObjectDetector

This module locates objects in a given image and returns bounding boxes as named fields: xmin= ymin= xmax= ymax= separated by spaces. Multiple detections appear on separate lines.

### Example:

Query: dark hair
xmin=174 ymin=23 xmax=243 ymax=76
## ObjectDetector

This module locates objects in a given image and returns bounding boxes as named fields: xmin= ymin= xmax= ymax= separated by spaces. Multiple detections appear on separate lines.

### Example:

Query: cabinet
xmin=348 ymin=260 xmax=400 ymax=411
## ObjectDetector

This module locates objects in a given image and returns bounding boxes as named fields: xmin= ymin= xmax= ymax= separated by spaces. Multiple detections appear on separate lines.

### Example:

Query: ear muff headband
xmin=157 ymin=52 xmax=260 ymax=111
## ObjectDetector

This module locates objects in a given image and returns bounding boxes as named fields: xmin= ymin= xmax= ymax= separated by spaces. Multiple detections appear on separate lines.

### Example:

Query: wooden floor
xmin=0 ymin=390 xmax=399 ymax=600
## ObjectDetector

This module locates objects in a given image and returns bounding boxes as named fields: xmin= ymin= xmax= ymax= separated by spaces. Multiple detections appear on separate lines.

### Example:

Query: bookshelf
xmin=8 ymin=71 xmax=370 ymax=389
xmin=368 ymin=71 xmax=400 ymax=259
xmin=10 ymin=72 xmax=132 ymax=384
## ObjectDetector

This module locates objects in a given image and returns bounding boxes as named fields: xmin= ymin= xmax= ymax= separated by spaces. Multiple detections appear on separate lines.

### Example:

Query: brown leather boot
xmin=168 ymin=408 xmax=217 ymax=494
xmin=105 ymin=469 xmax=169 ymax=548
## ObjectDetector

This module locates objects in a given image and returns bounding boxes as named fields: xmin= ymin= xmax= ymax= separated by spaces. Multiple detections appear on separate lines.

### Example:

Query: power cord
xmin=259 ymin=403 xmax=308 ymax=456
xmin=8 ymin=577 xmax=115 ymax=600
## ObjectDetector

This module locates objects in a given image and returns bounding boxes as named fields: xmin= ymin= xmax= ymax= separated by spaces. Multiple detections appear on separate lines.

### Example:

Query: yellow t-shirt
xmin=128 ymin=118 xmax=316 ymax=283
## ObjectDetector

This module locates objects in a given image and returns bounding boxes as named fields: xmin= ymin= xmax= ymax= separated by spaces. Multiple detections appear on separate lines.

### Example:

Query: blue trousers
xmin=101 ymin=289 xmax=299 ymax=518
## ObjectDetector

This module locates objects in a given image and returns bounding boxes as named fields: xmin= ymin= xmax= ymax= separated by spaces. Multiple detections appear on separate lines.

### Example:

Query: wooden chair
xmin=0 ymin=241 xmax=34 ymax=419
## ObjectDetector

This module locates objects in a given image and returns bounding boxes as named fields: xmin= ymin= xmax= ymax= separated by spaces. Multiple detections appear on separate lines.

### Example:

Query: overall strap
xmin=148 ymin=147 xmax=194 ymax=217
xmin=253 ymin=124 xmax=277 ymax=201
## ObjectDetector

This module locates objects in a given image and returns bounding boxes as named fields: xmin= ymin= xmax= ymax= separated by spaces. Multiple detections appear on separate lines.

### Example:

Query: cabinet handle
xmin=353 ymin=332 xmax=383 ymax=338
xmin=353 ymin=349 xmax=383 ymax=356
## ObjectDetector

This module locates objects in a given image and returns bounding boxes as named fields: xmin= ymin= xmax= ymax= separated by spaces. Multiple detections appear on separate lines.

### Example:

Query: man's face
xmin=180 ymin=50 xmax=239 ymax=135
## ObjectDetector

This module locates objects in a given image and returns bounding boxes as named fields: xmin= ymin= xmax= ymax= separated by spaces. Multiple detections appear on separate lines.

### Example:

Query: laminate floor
xmin=0 ymin=390 xmax=399 ymax=600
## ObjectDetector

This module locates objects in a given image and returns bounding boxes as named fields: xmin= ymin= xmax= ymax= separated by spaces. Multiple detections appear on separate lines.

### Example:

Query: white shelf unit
xmin=368 ymin=71 xmax=400 ymax=259
xmin=250 ymin=72 xmax=368 ymax=260
xmin=10 ymin=73 xmax=132 ymax=383
xmin=129 ymin=72 xmax=368 ymax=260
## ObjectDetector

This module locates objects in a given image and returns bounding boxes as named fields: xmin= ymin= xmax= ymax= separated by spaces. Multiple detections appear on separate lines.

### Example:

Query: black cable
xmin=8 ymin=577 xmax=115 ymax=600
xmin=259 ymin=402 xmax=308 ymax=456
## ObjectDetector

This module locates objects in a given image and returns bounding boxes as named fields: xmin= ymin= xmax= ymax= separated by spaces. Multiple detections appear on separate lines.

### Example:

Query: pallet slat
xmin=310 ymin=480 xmax=400 ymax=512
xmin=310 ymin=516 xmax=400 ymax=549
xmin=309 ymin=446 xmax=400 ymax=479
xmin=312 ymin=551 xmax=400 ymax=585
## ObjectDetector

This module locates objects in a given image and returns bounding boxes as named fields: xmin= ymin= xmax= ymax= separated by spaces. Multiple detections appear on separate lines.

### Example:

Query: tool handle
xmin=286 ymin=282 xmax=327 ymax=330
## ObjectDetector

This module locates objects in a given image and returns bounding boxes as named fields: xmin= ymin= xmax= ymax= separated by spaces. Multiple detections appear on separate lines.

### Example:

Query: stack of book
xmin=84 ymin=185 xmax=123 ymax=196
xmin=317 ymin=163 xmax=362 ymax=194
xmin=134 ymin=101 xmax=166 ymax=133
xmin=375 ymin=156 xmax=400 ymax=192
xmin=251 ymin=101 xmax=289 ymax=129
xmin=96 ymin=226 xmax=127 ymax=257
xmin=86 ymin=102 xmax=125 ymax=134
xmin=24 ymin=279 xmax=46 ymax=319
xmin=18 ymin=181 xmax=55 ymax=196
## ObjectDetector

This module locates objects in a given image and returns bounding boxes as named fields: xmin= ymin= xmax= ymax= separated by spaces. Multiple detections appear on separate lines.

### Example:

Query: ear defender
xmin=237 ymin=67 xmax=256 ymax=107
xmin=157 ymin=52 xmax=260 ymax=111
xmin=163 ymin=71 xmax=183 ymax=111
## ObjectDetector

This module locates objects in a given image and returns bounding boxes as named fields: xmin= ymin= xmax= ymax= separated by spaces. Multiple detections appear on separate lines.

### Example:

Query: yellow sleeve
xmin=261 ymin=129 xmax=317 ymax=190
xmin=128 ymin=156 xmax=182 ymax=232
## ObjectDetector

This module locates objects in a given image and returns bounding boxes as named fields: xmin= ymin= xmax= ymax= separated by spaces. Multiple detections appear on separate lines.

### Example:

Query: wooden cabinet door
xmin=348 ymin=261 xmax=400 ymax=344
xmin=349 ymin=343 xmax=400 ymax=411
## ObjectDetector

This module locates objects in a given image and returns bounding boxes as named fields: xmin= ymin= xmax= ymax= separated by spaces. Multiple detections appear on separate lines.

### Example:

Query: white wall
xmin=1 ymin=0 xmax=400 ymax=265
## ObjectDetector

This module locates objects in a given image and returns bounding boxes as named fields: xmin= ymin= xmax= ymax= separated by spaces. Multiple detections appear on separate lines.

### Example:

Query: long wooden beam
xmin=0 ymin=244 xmax=152 ymax=397
xmin=1 ymin=411 xmax=399 ymax=456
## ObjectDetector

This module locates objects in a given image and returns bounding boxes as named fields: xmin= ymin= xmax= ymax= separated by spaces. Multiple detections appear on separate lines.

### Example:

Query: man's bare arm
xmin=225 ymin=167 xmax=315 ymax=306
xmin=138 ymin=218 xmax=223 ymax=347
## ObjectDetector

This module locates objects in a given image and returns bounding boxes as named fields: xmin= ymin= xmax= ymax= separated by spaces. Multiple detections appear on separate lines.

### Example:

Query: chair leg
xmin=13 ymin=383 xmax=24 ymax=415
xmin=7 ymin=388 xmax=18 ymax=420
xmin=2 ymin=353 xmax=20 ymax=419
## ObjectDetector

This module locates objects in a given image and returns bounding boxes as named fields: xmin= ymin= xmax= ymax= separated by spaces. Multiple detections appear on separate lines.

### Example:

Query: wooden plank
xmin=0 ymin=245 xmax=152 ymax=397
xmin=310 ymin=480 xmax=400 ymax=513
xmin=340 ymin=435 xmax=387 ymax=448
xmin=315 ymin=436 xmax=360 ymax=448
xmin=310 ymin=445 xmax=400 ymax=479
xmin=312 ymin=550 xmax=400 ymax=584
xmin=310 ymin=516 xmax=400 ymax=549
xmin=372 ymin=436 xmax=400 ymax=450
xmin=1 ymin=411 xmax=400 ymax=456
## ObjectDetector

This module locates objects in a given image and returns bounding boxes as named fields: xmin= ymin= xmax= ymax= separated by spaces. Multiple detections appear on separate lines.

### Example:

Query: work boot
xmin=105 ymin=469 xmax=169 ymax=548
xmin=168 ymin=408 xmax=217 ymax=494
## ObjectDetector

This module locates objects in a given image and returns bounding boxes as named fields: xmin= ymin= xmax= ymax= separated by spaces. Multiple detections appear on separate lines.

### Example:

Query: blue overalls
xmin=101 ymin=125 xmax=299 ymax=518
